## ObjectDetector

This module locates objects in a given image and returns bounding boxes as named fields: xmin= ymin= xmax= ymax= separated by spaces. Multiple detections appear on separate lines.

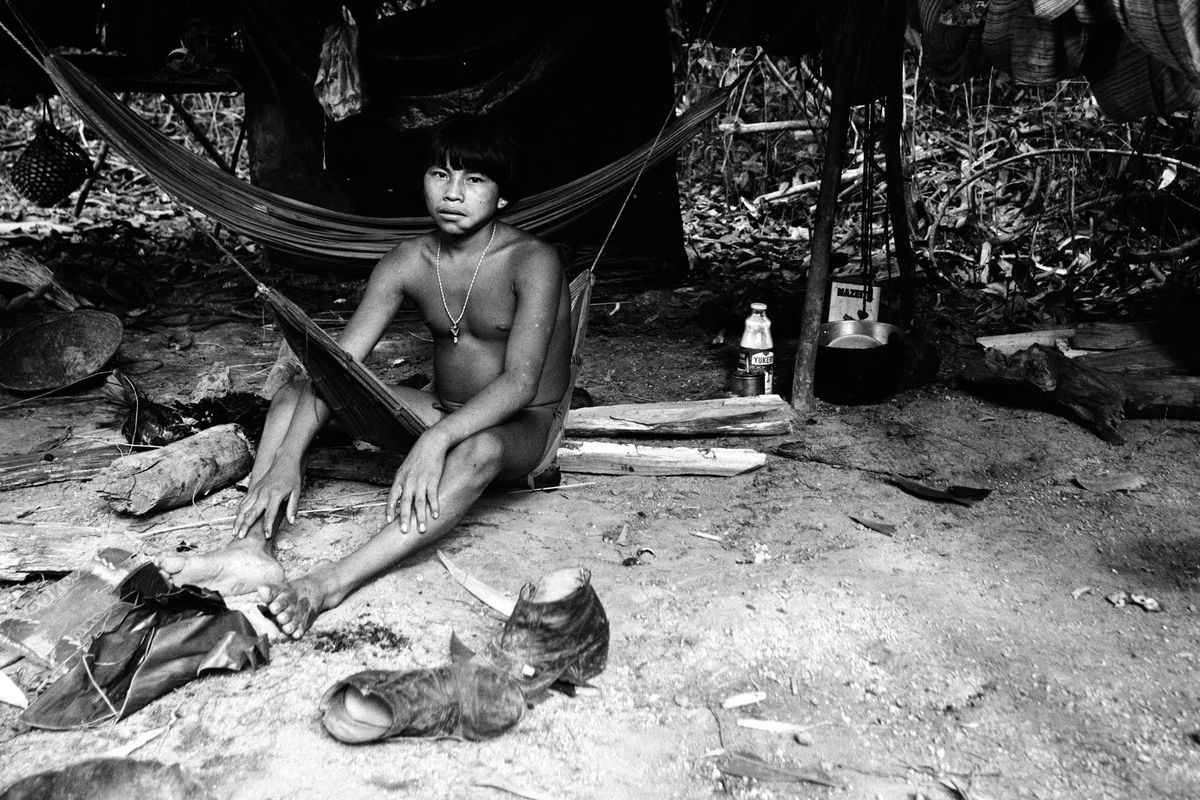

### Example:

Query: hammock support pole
xmin=791 ymin=64 xmax=854 ymax=412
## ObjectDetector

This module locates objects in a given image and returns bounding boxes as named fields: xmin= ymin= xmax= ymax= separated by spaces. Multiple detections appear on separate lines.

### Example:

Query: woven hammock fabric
xmin=44 ymin=55 xmax=734 ymax=264
xmin=264 ymin=270 xmax=594 ymax=479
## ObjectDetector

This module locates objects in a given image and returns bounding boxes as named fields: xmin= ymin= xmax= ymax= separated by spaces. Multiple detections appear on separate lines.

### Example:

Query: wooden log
xmin=95 ymin=423 xmax=254 ymax=515
xmin=0 ymin=442 xmax=124 ymax=493
xmin=556 ymin=440 xmax=765 ymax=477
xmin=976 ymin=345 xmax=1126 ymax=443
xmin=565 ymin=395 xmax=794 ymax=437
xmin=1075 ymin=343 xmax=1200 ymax=374
xmin=1072 ymin=321 xmax=1158 ymax=351
xmin=1122 ymin=375 xmax=1200 ymax=419
xmin=0 ymin=523 xmax=142 ymax=580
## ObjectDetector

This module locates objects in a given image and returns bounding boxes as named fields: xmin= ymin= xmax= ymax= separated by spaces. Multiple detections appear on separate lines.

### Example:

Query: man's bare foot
xmin=160 ymin=539 xmax=285 ymax=598
xmin=259 ymin=561 xmax=345 ymax=639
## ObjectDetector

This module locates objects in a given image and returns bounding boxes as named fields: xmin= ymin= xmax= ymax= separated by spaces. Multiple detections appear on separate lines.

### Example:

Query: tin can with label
xmin=731 ymin=369 xmax=765 ymax=397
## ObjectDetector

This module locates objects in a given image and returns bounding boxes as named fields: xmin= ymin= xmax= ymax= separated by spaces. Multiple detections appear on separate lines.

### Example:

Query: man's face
xmin=423 ymin=163 xmax=506 ymax=235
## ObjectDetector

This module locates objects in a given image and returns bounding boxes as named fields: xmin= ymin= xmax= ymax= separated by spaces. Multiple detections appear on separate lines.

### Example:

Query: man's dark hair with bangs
xmin=428 ymin=114 xmax=519 ymax=202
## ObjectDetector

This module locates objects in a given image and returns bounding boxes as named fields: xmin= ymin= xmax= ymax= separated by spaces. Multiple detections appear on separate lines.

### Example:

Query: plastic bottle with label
xmin=738 ymin=302 xmax=774 ymax=394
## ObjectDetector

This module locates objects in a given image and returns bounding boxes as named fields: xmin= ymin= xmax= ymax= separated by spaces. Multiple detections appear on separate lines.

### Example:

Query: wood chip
xmin=848 ymin=515 xmax=896 ymax=536
xmin=1073 ymin=473 xmax=1148 ymax=493
xmin=471 ymin=781 xmax=561 ymax=800
xmin=437 ymin=550 xmax=515 ymax=617
xmin=737 ymin=718 xmax=810 ymax=734
xmin=98 ymin=724 xmax=169 ymax=758
xmin=722 ymin=690 xmax=766 ymax=709
xmin=0 ymin=669 xmax=28 ymax=709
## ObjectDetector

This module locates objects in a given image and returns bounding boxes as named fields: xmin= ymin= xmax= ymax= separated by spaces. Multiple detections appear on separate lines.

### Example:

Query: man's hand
xmin=233 ymin=457 xmax=304 ymax=539
xmin=387 ymin=430 xmax=448 ymax=534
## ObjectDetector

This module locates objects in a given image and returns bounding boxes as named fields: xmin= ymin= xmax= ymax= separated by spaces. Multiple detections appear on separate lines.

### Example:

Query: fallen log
xmin=0 ymin=443 xmax=124 ymax=492
xmin=970 ymin=344 xmax=1127 ymax=443
xmin=1122 ymin=375 xmax=1200 ymax=419
xmin=1075 ymin=342 xmax=1200 ymax=374
xmin=0 ymin=522 xmax=142 ymax=580
xmin=95 ymin=423 xmax=254 ymax=515
xmin=556 ymin=441 xmax=765 ymax=477
xmin=565 ymin=395 xmax=794 ymax=437
xmin=1071 ymin=321 xmax=1158 ymax=351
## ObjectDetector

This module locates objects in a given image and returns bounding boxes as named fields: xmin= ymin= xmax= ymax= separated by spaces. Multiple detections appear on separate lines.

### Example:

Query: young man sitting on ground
xmin=162 ymin=116 xmax=572 ymax=638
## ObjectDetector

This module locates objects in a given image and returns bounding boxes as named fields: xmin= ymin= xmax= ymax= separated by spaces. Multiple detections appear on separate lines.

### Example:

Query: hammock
xmin=263 ymin=269 xmax=594 ymax=485
xmin=43 ymin=54 xmax=734 ymax=263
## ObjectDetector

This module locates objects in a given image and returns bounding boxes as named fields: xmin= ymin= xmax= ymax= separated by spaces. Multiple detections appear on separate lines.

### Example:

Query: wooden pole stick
xmin=718 ymin=120 xmax=820 ymax=135
xmin=883 ymin=28 xmax=917 ymax=328
xmin=791 ymin=55 xmax=854 ymax=411
xmin=164 ymin=93 xmax=233 ymax=173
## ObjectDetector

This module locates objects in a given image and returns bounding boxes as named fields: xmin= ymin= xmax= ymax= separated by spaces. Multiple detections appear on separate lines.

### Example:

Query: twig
xmin=756 ymin=167 xmax=864 ymax=205
xmin=163 ymin=94 xmax=232 ymax=173
xmin=1123 ymin=231 xmax=1200 ymax=263
xmin=762 ymin=55 xmax=805 ymax=104
xmin=140 ymin=499 xmax=388 ymax=536
xmin=506 ymin=481 xmax=599 ymax=494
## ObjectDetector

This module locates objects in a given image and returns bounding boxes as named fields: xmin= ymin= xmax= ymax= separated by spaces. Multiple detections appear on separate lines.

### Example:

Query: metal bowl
xmin=815 ymin=320 xmax=905 ymax=404
xmin=817 ymin=319 xmax=903 ymax=349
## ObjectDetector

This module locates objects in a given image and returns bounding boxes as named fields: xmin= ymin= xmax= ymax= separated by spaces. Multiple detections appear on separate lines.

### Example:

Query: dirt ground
xmin=2 ymin=247 xmax=1200 ymax=800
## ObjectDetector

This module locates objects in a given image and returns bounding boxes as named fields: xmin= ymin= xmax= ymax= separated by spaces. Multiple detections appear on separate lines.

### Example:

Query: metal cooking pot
xmin=814 ymin=320 xmax=904 ymax=404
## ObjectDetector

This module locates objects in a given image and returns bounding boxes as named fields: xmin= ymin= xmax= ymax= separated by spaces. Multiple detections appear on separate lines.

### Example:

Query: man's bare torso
xmin=396 ymin=228 xmax=572 ymax=408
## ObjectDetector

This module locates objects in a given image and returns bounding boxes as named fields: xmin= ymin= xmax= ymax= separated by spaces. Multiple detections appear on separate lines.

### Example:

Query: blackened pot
xmin=814 ymin=320 xmax=905 ymax=405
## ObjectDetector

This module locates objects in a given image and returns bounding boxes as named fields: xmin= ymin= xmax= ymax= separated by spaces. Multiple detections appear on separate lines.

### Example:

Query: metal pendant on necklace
xmin=436 ymin=223 xmax=497 ymax=346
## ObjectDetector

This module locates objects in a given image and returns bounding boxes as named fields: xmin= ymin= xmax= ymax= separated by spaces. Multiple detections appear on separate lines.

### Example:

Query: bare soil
xmin=3 ymin=250 xmax=1200 ymax=800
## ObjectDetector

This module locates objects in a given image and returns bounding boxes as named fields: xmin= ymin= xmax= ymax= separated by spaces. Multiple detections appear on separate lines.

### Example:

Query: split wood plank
xmin=565 ymin=395 xmax=794 ymax=437
xmin=556 ymin=440 xmax=765 ymax=477
xmin=0 ymin=443 xmax=125 ymax=493
xmin=975 ymin=328 xmax=1077 ymax=355
xmin=0 ymin=522 xmax=143 ymax=581
xmin=308 ymin=440 xmax=767 ymax=482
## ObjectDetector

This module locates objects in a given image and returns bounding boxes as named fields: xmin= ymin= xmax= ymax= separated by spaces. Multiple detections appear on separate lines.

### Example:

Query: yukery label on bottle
xmin=738 ymin=348 xmax=774 ymax=393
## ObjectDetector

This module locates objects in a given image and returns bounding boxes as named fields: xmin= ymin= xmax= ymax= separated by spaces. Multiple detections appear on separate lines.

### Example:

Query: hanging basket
xmin=10 ymin=122 xmax=93 ymax=206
